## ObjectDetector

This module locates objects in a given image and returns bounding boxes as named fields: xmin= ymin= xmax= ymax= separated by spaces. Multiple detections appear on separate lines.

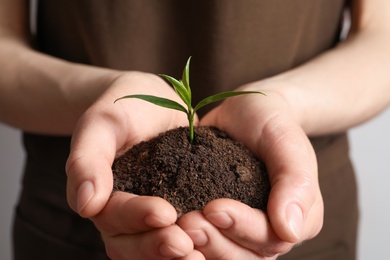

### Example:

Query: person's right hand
xmin=66 ymin=72 xmax=203 ymax=259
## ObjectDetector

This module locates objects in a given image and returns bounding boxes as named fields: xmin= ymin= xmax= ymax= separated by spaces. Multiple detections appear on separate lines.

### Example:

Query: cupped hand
xmin=65 ymin=71 xmax=202 ymax=259
xmin=180 ymin=82 xmax=324 ymax=259
xmin=93 ymin=192 xmax=196 ymax=259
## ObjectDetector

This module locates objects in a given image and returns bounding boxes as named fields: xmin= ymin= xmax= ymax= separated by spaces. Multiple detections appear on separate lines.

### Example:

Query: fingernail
xmin=186 ymin=230 xmax=208 ymax=247
xmin=77 ymin=181 xmax=95 ymax=213
xmin=286 ymin=203 xmax=303 ymax=240
xmin=205 ymin=212 xmax=233 ymax=229
xmin=159 ymin=243 xmax=186 ymax=258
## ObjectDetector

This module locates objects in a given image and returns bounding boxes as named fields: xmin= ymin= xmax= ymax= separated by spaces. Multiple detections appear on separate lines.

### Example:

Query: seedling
xmin=114 ymin=57 xmax=265 ymax=142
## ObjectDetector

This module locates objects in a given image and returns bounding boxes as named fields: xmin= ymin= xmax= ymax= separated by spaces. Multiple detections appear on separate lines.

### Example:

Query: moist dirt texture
xmin=112 ymin=126 xmax=270 ymax=216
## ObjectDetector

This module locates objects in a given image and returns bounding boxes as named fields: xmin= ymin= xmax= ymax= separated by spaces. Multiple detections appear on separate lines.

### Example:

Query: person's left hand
xmin=177 ymin=199 xmax=292 ymax=259
xmin=177 ymin=81 xmax=324 ymax=259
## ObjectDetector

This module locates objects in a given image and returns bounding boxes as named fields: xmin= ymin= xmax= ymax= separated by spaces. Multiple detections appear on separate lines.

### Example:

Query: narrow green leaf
xmin=182 ymin=57 xmax=191 ymax=91
xmin=193 ymin=91 xmax=265 ymax=113
xmin=114 ymin=94 xmax=188 ymax=114
xmin=159 ymin=74 xmax=191 ymax=106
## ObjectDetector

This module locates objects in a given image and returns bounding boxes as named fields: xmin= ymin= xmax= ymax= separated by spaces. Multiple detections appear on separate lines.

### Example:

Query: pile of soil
xmin=112 ymin=126 xmax=270 ymax=216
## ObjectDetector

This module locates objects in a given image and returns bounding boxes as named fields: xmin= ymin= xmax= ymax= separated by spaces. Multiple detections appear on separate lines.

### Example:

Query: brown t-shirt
xmin=15 ymin=1 xmax=358 ymax=260
xmin=36 ymin=0 xmax=345 ymax=105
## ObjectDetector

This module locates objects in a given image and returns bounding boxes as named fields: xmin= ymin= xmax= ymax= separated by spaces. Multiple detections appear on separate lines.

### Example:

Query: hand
xmin=179 ymin=82 xmax=324 ymax=259
xmin=66 ymin=72 xmax=200 ymax=259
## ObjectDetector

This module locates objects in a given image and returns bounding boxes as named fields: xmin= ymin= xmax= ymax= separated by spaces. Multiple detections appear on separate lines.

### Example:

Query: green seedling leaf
xmin=194 ymin=91 xmax=265 ymax=113
xmin=182 ymin=56 xmax=191 ymax=92
xmin=159 ymin=74 xmax=191 ymax=106
xmin=114 ymin=94 xmax=187 ymax=114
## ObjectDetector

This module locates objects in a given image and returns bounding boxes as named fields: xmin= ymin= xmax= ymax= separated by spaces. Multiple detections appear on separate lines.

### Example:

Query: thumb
xmin=267 ymin=172 xmax=324 ymax=243
xmin=262 ymin=124 xmax=324 ymax=243
xmin=65 ymin=112 xmax=119 ymax=218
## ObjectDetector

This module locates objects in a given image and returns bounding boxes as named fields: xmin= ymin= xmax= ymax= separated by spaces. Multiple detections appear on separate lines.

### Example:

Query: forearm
xmin=260 ymin=28 xmax=390 ymax=136
xmin=0 ymin=39 xmax=120 ymax=135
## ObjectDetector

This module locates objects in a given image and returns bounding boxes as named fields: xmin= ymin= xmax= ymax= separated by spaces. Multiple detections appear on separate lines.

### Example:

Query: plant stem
xmin=188 ymin=111 xmax=195 ymax=142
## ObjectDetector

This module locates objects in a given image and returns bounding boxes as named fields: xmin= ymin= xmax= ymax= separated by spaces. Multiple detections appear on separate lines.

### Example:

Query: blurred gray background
xmin=1 ymin=107 xmax=390 ymax=259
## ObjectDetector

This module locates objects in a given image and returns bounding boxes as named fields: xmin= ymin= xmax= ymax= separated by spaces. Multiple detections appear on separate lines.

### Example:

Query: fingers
xmin=178 ymin=211 xmax=277 ymax=259
xmin=102 ymin=224 xmax=194 ymax=259
xmin=203 ymin=199 xmax=293 ymax=257
xmin=92 ymin=192 xmax=178 ymax=235
xmin=179 ymin=250 xmax=206 ymax=260
xmin=91 ymin=192 xmax=196 ymax=259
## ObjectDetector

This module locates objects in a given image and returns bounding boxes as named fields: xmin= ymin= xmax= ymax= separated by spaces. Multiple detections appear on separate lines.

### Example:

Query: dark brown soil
xmin=112 ymin=126 xmax=270 ymax=216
